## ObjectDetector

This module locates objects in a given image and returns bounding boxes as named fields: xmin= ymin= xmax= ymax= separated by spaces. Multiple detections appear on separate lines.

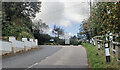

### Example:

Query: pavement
xmin=2 ymin=45 xmax=88 ymax=69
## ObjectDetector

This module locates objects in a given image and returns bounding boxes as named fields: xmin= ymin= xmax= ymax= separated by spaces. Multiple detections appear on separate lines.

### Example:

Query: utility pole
xmin=90 ymin=0 xmax=92 ymax=16
xmin=89 ymin=0 xmax=92 ymax=41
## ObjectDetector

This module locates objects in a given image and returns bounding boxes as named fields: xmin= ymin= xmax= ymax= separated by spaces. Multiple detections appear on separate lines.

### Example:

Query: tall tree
xmin=2 ymin=2 xmax=41 ymax=38
xmin=78 ymin=2 xmax=120 ymax=41
xmin=52 ymin=25 xmax=64 ymax=38
xmin=32 ymin=19 xmax=49 ymax=34
xmin=78 ymin=20 xmax=92 ymax=41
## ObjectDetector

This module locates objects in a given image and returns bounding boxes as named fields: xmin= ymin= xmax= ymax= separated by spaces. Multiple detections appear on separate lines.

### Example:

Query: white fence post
xmin=35 ymin=39 xmax=38 ymax=46
xmin=9 ymin=36 xmax=16 ymax=53
xmin=22 ymin=38 xmax=28 ymax=51
xmin=9 ymin=36 xmax=16 ymax=42
xmin=9 ymin=36 xmax=24 ymax=53
xmin=29 ymin=38 xmax=34 ymax=48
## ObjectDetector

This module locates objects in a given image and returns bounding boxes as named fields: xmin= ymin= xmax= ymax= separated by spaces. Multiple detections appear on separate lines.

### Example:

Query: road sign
xmin=50 ymin=39 xmax=54 ymax=42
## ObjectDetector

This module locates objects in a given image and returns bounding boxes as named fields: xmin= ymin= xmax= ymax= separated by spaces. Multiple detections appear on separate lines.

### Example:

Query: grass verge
xmin=82 ymin=43 xmax=119 ymax=69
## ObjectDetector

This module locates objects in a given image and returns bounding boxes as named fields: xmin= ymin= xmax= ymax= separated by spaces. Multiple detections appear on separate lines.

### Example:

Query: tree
xmin=70 ymin=35 xmax=79 ymax=45
xmin=52 ymin=25 xmax=64 ymax=38
xmin=32 ymin=19 xmax=49 ymax=34
xmin=90 ymin=2 xmax=120 ymax=35
xmin=2 ymin=2 xmax=41 ymax=20
xmin=78 ymin=2 xmax=120 ymax=41
xmin=2 ymin=2 xmax=41 ymax=38
xmin=77 ymin=20 xmax=92 ymax=41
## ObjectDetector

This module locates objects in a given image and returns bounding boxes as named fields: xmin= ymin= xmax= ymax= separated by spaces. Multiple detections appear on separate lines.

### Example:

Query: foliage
xmin=91 ymin=2 xmax=120 ymax=35
xmin=53 ymin=37 xmax=65 ymax=45
xmin=52 ymin=25 xmax=64 ymax=38
xmin=33 ymin=30 xmax=51 ymax=45
xmin=32 ymin=19 xmax=49 ymax=34
xmin=78 ymin=2 xmax=120 ymax=41
xmin=2 ymin=2 xmax=41 ymax=39
xmin=2 ymin=2 xmax=41 ymax=20
xmin=17 ymin=31 xmax=34 ymax=40
xmin=77 ymin=22 xmax=91 ymax=40
xmin=70 ymin=35 xmax=79 ymax=45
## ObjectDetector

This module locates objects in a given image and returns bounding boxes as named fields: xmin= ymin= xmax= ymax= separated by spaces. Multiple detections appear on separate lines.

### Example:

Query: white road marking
xmin=27 ymin=56 xmax=50 ymax=69
xmin=27 ymin=62 xmax=39 ymax=69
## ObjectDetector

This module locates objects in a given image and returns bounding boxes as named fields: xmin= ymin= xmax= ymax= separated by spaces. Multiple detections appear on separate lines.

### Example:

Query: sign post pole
xmin=104 ymin=34 xmax=110 ymax=62
xmin=97 ymin=41 xmax=100 ymax=50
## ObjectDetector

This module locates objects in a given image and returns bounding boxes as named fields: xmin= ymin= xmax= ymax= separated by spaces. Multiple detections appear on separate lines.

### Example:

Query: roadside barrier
xmin=0 ymin=40 xmax=12 ymax=55
xmin=0 ymin=36 xmax=38 ymax=56
xmin=91 ymin=33 xmax=120 ymax=63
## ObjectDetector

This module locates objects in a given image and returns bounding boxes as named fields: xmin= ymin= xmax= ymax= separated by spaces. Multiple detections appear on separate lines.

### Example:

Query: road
xmin=2 ymin=45 xmax=88 ymax=69
xmin=2 ymin=45 xmax=62 ymax=68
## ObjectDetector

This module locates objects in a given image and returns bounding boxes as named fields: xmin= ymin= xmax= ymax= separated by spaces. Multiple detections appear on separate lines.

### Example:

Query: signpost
xmin=97 ymin=41 xmax=100 ymax=50
xmin=104 ymin=42 xmax=110 ymax=62
xmin=104 ymin=35 xmax=110 ymax=62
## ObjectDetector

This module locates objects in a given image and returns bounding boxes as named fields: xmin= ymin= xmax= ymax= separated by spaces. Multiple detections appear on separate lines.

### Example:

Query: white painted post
xmin=22 ymin=38 xmax=27 ymax=42
xmin=94 ymin=40 xmax=96 ymax=46
xmin=22 ymin=38 xmax=28 ymax=51
xmin=104 ymin=35 xmax=110 ymax=62
xmin=29 ymin=38 xmax=34 ymax=48
xmin=90 ymin=39 xmax=92 ymax=44
xmin=92 ymin=38 xmax=94 ymax=45
xmin=9 ymin=36 xmax=16 ymax=42
xmin=35 ymin=39 xmax=38 ymax=46
xmin=109 ymin=33 xmax=113 ymax=41
xmin=9 ymin=36 xmax=16 ymax=53
xmin=97 ymin=41 xmax=100 ymax=50
xmin=105 ymin=43 xmax=110 ymax=62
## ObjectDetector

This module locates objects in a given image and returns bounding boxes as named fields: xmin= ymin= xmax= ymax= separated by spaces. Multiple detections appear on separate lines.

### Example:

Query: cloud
xmin=34 ymin=0 xmax=90 ymax=36
xmin=40 ymin=0 xmax=88 ymax=2
xmin=35 ymin=1 xmax=90 ymax=24
xmin=35 ymin=2 xmax=65 ymax=25
xmin=42 ymin=28 xmax=53 ymax=35
xmin=64 ymin=2 xmax=90 ymax=23
xmin=59 ymin=20 xmax=72 ymax=27
xmin=64 ymin=33 xmax=73 ymax=39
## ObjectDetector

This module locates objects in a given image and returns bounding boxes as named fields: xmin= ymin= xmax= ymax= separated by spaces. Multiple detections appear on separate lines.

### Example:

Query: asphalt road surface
xmin=2 ymin=45 xmax=88 ymax=69
xmin=2 ymin=45 xmax=62 ymax=68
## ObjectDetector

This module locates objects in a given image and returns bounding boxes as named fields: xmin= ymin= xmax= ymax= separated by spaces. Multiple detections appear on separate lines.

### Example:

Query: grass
xmin=82 ymin=43 xmax=119 ymax=69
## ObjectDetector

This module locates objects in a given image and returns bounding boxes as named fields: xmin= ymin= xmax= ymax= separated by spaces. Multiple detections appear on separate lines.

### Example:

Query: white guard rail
xmin=0 ymin=40 xmax=12 ymax=55
xmin=24 ymin=41 xmax=32 ymax=51
xmin=12 ymin=40 xmax=24 ymax=53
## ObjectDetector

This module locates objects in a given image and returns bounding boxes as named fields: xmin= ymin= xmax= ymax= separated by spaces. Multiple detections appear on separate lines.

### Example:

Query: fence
xmin=90 ymin=34 xmax=120 ymax=62
xmin=0 ymin=36 xmax=38 ymax=55
xmin=0 ymin=40 xmax=12 ymax=55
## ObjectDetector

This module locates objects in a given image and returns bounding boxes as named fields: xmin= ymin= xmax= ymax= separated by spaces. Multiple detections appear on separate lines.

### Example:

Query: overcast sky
xmin=34 ymin=0 xmax=90 ymax=38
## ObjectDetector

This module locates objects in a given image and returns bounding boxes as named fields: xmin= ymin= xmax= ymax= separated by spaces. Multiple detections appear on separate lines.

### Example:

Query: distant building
xmin=65 ymin=39 xmax=70 ymax=45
